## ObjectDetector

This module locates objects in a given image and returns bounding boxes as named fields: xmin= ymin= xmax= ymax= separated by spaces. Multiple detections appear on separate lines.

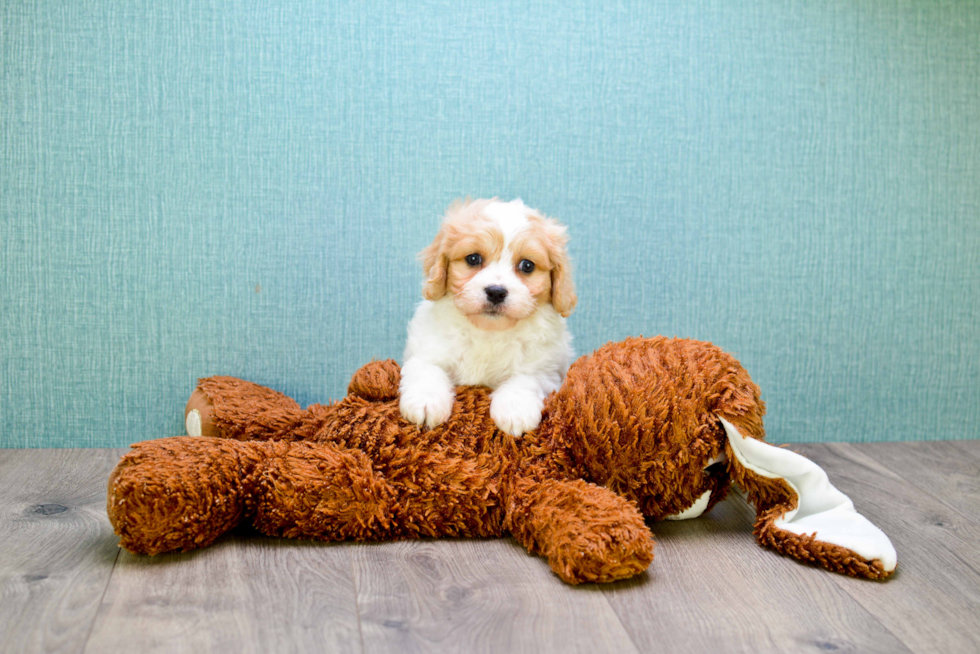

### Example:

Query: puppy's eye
xmin=465 ymin=253 xmax=482 ymax=267
xmin=518 ymin=259 xmax=535 ymax=274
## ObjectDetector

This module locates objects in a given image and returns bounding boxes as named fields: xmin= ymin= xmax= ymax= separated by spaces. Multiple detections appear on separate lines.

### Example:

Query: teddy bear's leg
xmin=252 ymin=446 xmax=510 ymax=542
xmin=720 ymin=417 xmax=897 ymax=580
xmin=505 ymin=478 xmax=655 ymax=584
xmin=248 ymin=441 xmax=402 ymax=541
xmin=108 ymin=437 xmax=273 ymax=554
xmin=185 ymin=376 xmax=333 ymax=442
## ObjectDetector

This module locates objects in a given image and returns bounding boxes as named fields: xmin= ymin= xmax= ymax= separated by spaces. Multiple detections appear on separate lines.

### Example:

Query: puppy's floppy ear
xmin=551 ymin=254 xmax=577 ymax=317
xmin=420 ymin=229 xmax=449 ymax=300
xmin=544 ymin=219 xmax=577 ymax=318
xmin=420 ymin=197 xmax=476 ymax=300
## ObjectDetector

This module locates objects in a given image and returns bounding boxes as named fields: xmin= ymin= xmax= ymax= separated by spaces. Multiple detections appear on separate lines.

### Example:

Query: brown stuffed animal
xmin=107 ymin=337 xmax=896 ymax=584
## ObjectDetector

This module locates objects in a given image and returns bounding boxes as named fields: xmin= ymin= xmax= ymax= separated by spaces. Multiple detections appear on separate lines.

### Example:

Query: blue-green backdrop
xmin=2 ymin=0 xmax=978 ymax=447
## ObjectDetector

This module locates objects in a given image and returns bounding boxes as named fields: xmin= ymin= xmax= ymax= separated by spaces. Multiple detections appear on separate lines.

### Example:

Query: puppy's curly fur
xmin=400 ymin=198 xmax=576 ymax=436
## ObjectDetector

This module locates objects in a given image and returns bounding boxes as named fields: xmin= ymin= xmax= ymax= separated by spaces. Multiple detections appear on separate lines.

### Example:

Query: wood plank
xmin=852 ymin=441 xmax=980 ymax=525
xmin=600 ymin=491 xmax=910 ymax=653
xmin=795 ymin=443 xmax=980 ymax=654
xmin=84 ymin=534 xmax=362 ymax=654
xmin=947 ymin=440 xmax=980 ymax=461
xmin=943 ymin=438 xmax=980 ymax=460
xmin=0 ymin=448 xmax=125 ymax=654
xmin=352 ymin=538 xmax=640 ymax=654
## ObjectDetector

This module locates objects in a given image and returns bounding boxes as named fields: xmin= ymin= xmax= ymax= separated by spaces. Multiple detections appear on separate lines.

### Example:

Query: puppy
xmin=400 ymin=198 xmax=577 ymax=436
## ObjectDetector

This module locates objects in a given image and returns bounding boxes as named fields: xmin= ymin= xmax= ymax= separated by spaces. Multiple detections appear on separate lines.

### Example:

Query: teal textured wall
xmin=2 ymin=1 xmax=978 ymax=447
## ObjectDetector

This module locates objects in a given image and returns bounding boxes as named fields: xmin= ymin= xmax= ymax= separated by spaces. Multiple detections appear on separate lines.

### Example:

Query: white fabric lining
xmin=664 ymin=490 xmax=713 ymax=520
xmin=185 ymin=409 xmax=202 ymax=437
xmin=721 ymin=417 xmax=896 ymax=572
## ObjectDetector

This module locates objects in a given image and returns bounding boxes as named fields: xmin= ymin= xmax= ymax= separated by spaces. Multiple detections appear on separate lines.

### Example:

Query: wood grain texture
xmin=600 ymin=492 xmax=910 ymax=654
xmin=795 ymin=443 xmax=980 ymax=654
xmin=4 ymin=445 xmax=980 ymax=653
xmin=854 ymin=441 xmax=980 ymax=525
xmin=949 ymin=440 xmax=980 ymax=463
xmin=84 ymin=535 xmax=361 ymax=654
xmin=352 ymin=538 xmax=639 ymax=654
xmin=0 ymin=449 xmax=124 ymax=654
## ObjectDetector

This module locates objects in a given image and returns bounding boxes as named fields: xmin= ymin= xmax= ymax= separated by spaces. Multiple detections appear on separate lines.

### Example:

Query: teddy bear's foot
xmin=507 ymin=478 xmax=654 ymax=584
xmin=108 ymin=437 xmax=273 ymax=554
xmin=721 ymin=417 xmax=897 ymax=579
xmin=185 ymin=408 xmax=202 ymax=436
xmin=185 ymin=376 xmax=334 ymax=442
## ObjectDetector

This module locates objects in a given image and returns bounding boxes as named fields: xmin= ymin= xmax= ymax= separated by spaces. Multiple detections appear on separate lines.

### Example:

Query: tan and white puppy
xmin=400 ymin=198 xmax=576 ymax=436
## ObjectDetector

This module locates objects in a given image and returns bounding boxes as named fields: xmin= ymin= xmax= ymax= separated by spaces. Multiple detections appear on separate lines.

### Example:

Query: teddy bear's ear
xmin=721 ymin=417 xmax=897 ymax=580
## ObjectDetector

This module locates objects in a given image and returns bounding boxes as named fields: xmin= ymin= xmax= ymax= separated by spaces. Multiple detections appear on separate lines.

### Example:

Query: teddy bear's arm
xmin=505 ymin=478 xmax=655 ymax=584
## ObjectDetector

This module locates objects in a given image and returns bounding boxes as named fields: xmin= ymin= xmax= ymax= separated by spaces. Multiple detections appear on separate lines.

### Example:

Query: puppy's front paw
xmin=490 ymin=390 xmax=543 ymax=437
xmin=399 ymin=384 xmax=454 ymax=429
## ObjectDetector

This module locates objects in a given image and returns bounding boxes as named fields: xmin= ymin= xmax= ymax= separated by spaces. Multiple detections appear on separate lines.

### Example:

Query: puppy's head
xmin=420 ymin=198 xmax=576 ymax=331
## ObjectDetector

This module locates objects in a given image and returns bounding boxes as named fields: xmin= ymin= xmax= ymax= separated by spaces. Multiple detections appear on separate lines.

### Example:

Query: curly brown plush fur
xmin=107 ymin=337 xmax=892 ymax=584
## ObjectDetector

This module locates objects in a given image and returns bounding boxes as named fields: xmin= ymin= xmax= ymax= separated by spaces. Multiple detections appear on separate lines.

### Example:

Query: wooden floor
xmin=1 ymin=442 xmax=979 ymax=654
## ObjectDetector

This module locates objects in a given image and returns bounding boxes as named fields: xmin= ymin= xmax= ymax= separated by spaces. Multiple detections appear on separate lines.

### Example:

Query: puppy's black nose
xmin=485 ymin=285 xmax=508 ymax=305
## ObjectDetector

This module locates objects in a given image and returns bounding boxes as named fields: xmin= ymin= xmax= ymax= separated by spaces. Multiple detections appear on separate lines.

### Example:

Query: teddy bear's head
xmin=548 ymin=337 xmax=738 ymax=519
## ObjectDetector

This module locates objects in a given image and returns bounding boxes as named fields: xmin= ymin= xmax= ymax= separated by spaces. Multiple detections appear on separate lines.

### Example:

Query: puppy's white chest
xmin=450 ymin=335 xmax=525 ymax=388
xmin=405 ymin=299 xmax=570 ymax=391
